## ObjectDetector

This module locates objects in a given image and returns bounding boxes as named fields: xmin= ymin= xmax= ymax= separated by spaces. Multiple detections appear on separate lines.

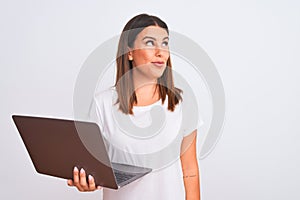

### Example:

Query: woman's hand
xmin=67 ymin=167 xmax=102 ymax=192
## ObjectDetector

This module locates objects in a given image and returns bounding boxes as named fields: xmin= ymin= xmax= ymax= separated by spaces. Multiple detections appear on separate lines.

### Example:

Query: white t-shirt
xmin=92 ymin=87 xmax=200 ymax=200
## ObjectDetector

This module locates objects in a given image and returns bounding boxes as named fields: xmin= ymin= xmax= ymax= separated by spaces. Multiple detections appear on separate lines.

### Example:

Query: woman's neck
xmin=133 ymin=81 xmax=160 ymax=106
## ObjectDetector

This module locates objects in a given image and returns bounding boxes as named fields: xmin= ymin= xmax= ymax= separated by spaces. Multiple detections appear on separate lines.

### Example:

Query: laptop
xmin=12 ymin=115 xmax=152 ymax=189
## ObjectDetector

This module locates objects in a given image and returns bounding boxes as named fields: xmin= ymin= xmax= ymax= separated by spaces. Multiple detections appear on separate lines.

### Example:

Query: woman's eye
xmin=162 ymin=41 xmax=169 ymax=47
xmin=145 ymin=40 xmax=154 ymax=46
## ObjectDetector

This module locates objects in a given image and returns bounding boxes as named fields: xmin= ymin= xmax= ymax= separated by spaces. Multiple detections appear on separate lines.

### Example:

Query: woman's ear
xmin=128 ymin=48 xmax=133 ymax=61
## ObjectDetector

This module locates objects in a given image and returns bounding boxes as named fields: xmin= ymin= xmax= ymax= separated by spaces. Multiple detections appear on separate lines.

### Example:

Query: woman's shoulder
xmin=94 ymin=86 xmax=116 ymax=98
xmin=94 ymin=86 xmax=117 ymax=106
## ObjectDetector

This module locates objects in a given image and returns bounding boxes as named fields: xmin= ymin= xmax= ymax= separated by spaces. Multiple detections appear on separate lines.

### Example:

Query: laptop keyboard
xmin=114 ymin=171 xmax=136 ymax=184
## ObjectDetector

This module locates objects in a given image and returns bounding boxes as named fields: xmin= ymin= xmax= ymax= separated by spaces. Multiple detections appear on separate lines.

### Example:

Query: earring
xmin=129 ymin=57 xmax=133 ymax=61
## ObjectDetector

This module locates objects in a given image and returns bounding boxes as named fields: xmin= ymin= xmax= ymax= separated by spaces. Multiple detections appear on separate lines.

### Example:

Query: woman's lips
xmin=151 ymin=62 xmax=165 ymax=67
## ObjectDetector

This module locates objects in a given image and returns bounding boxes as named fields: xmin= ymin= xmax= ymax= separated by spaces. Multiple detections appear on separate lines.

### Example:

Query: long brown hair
xmin=115 ymin=13 xmax=182 ymax=114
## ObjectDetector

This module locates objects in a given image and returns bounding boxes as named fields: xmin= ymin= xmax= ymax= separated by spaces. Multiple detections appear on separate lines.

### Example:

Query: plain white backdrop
xmin=1 ymin=0 xmax=299 ymax=199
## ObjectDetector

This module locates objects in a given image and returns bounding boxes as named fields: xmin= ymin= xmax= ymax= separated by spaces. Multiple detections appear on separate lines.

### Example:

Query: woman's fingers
xmin=88 ymin=175 xmax=96 ymax=190
xmin=79 ymin=168 xmax=89 ymax=190
xmin=88 ymin=175 xmax=102 ymax=190
xmin=73 ymin=166 xmax=79 ymax=184
xmin=69 ymin=166 xmax=99 ymax=192
xmin=73 ymin=167 xmax=84 ymax=191
xmin=67 ymin=179 xmax=74 ymax=186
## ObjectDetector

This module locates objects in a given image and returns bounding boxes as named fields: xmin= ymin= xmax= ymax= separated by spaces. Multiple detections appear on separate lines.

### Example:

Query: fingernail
xmin=80 ymin=168 xmax=85 ymax=174
xmin=74 ymin=166 xmax=78 ymax=172
xmin=88 ymin=175 xmax=92 ymax=180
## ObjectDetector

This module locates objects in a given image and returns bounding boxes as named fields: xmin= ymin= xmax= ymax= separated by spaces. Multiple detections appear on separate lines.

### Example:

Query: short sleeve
xmin=181 ymin=112 xmax=204 ymax=137
xmin=180 ymin=90 xmax=204 ymax=137
xmin=88 ymin=92 xmax=106 ymax=134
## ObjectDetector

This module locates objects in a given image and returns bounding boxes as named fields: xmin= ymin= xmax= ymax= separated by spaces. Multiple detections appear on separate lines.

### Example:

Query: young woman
xmin=68 ymin=13 xmax=201 ymax=200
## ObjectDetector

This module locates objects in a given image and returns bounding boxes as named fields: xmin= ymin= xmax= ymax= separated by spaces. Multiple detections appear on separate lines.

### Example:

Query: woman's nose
xmin=155 ymin=45 xmax=167 ymax=57
xmin=155 ymin=48 xmax=162 ymax=57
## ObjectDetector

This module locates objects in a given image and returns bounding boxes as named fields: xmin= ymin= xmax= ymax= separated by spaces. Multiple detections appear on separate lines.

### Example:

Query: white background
xmin=1 ymin=0 xmax=299 ymax=199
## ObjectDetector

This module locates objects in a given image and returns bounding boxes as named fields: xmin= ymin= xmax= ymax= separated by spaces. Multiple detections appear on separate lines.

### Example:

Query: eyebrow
xmin=142 ymin=36 xmax=169 ymax=41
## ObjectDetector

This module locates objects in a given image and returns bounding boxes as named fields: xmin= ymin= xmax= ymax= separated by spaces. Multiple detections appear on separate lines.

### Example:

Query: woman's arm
xmin=180 ymin=129 xmax=200 ymax=200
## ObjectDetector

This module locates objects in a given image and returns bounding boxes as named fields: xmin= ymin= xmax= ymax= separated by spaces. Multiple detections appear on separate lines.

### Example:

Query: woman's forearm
xmin=183 ymin=167 xmax=200 ymax=200
xmin=180 ymin=130 xmax=201 ymax=200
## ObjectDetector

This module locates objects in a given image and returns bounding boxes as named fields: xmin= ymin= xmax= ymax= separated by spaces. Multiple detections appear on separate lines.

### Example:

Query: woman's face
xmin=128 ymin=26 xmax=170 ymax=81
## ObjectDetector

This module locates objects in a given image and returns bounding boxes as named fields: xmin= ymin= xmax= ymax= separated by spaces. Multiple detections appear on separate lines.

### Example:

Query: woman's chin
xmin=151 ymin=67 xmax=166 ymax=78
